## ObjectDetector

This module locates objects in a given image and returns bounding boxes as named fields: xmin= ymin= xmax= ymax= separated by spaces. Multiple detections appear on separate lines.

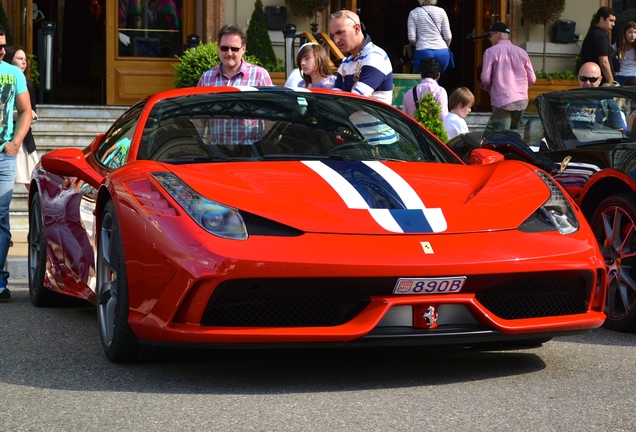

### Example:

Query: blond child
xmin=443 ymin=86 xmax=475 ymax=140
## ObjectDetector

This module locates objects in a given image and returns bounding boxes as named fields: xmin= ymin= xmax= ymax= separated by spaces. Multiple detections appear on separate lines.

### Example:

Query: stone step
xmin=36 ymin=105 xmax=128 ymax=119
xmin=33 ymin=118 xmax=114 ymax=134
xmin=29 ymin=105 xmax=127 ymax=153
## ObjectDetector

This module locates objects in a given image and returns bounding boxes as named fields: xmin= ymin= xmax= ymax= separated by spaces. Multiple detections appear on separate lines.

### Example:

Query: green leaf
xmin=414 ymin=93 xmax=448 ymax=142
xmin=246 ymin=0 xmax=277 ymax=69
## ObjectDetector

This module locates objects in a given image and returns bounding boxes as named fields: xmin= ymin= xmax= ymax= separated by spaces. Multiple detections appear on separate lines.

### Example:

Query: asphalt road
xmin=1 ymin=281 xmax=636 ymax=431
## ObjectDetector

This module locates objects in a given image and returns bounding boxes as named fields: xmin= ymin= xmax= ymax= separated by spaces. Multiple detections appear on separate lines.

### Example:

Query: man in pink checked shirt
xmin=197 ymin=24 xmax=272 ymax=146
xmin=480 ymin=22 xmax=536 ymax=138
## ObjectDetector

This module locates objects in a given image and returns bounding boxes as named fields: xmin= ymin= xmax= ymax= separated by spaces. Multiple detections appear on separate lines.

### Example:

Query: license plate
xmin=393 ymin=277 xmax=466 ymax=294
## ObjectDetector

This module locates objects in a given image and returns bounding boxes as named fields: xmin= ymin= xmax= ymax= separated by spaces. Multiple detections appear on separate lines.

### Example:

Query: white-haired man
xmin=328 ymin=10 xmax=393 ymax=105
xmin=480 ymin=22 xmax=536 ymax=137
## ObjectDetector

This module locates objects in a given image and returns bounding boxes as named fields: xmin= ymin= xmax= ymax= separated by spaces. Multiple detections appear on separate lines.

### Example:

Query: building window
xmin=118 ymin=0 xmax=183 ymax=57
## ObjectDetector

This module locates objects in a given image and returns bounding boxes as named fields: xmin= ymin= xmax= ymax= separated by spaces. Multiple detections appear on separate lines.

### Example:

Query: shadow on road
xmin=3 ymin=284 xmax=627 ymax=396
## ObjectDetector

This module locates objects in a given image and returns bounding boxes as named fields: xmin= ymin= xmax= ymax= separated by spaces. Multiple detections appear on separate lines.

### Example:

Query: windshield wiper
xmin=161 ymin=156 xmax=231 ymax=164
xmin=260 ymin=154 xmax=359 ymax=161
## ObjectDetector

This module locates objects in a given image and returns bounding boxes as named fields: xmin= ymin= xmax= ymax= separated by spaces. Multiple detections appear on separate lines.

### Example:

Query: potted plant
xmin=528 ymin=68 xmax=579 ymax=102
xmin=246 ymin=0 xmax=286 ymax=83
xmin=285 ymin=0 xmax=330 ymax=32
xmin=414 ymin=93 xmax=448 ymax=142
xmin=521 ymin=0 xmax=566 ymax=71
xmin=246 ymin=0 xmax=277 ymax=71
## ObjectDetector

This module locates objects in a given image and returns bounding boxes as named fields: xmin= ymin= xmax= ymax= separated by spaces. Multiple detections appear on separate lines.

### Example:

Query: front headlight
xmin=524 ymin=171 xmax=579 ymax=235
xmin=151 ymin=172 xmax=248 ymax=240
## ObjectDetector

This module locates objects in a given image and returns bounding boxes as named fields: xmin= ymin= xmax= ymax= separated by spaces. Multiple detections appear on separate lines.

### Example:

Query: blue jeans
xmin=413 ymin=48 xmax=451 ymax=74
xmin=0 ymin=152 xmax=17 ymax=286
xmin=614 ymin=75 xmax=635 ymax=86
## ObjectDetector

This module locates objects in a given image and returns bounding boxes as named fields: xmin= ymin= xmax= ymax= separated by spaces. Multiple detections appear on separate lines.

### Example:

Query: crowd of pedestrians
xmin=194 ymin=6 xmax=633 ymax=145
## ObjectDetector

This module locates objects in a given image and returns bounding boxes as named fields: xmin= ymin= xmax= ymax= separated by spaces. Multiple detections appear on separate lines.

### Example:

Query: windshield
xmin=137 ymin=91 xmax=461 ymax=164
xmin=537 ymin=87 xmax=636 ymax=150
xmin=550 ymin=94 xmax=632 ymax=147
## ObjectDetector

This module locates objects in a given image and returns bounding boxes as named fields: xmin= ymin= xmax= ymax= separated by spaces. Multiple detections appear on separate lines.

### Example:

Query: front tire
xmin=96 ymin=200 xmax=141 ymax=362
xmin=28 ymin=192 xmax=59 ymax=306
xmin=591 ymin=193 xmax=636 ymax=332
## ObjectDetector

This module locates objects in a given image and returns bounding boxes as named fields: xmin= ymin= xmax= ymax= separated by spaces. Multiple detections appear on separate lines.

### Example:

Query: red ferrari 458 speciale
xmin=28 ymin=86 xmax=606 ymax=362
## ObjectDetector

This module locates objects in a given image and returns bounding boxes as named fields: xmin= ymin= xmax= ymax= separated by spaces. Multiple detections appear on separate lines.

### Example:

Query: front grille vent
xmin=201 ymin=278 xmax=394 ymax=327
xmin=475 ymin=276 xmax=587 ymax=319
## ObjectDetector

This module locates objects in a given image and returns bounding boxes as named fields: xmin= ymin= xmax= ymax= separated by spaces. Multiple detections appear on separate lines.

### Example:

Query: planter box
xmin=270 ymin=71 xmax=286 ymax=86
xmin=529 ymin=78 xmax=578 ymax=101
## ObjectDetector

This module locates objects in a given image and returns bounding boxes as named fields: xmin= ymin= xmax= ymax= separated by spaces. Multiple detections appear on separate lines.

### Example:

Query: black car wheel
xmin=591 ymin=193 xmax=636 ymax=332
xmin=96 ymin=200 xmax=142 ymax=362
xmin=28 ymin=192 xmax=58 ymax=306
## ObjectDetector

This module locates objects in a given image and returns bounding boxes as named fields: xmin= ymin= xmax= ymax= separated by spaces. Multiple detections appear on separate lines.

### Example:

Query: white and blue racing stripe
xmin=303 ymin=160 xmax=447 ymax=233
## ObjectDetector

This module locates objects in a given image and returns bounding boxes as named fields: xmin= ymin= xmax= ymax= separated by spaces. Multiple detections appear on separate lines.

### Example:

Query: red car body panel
xmin=30 ymin=87 xmax=607 ymax=354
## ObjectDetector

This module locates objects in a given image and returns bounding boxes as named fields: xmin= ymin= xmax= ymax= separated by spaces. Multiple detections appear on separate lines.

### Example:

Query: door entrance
xmin=22 ymin=0 xmax=193 ymax=106
xmin=27 ymin=0 xmax=106 ymax=104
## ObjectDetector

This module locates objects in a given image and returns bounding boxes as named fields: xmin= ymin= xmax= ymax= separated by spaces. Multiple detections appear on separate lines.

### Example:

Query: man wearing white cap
xmin=480 ymin=22 xmax=536 ymax=137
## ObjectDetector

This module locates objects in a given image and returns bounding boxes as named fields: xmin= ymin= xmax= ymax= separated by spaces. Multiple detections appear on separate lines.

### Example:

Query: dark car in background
xmin=448 ymin=86 xmax=636 ymax=332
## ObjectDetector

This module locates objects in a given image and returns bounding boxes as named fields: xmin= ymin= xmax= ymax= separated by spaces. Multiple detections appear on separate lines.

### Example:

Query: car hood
xmin=163 ymin=160 xmax=550 ymax=235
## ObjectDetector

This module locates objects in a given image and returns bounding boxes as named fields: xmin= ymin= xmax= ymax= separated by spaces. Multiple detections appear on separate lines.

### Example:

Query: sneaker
xmin=0 ymin=286 xmax=10 ymax=301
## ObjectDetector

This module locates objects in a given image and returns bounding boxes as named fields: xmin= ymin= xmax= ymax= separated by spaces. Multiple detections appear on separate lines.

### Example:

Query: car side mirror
xmin=469 ymin=148 xmax=504 ymax=165
xmin=41 ymin=148 xmax=104 ymax=188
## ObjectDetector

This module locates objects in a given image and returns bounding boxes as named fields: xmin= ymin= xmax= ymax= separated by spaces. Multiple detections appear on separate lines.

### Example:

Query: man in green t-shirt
xmin=0 ymin=25 xmax=33 ymax=301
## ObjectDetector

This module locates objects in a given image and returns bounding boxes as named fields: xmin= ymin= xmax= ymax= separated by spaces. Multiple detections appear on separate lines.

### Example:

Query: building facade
xmin=3 ymin=0 xmax=624 ymax=108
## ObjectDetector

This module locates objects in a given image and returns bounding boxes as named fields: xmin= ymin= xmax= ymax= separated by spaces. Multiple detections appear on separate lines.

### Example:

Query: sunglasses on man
xmin=578 ymin=75 xmax=601 ymax=83
xmin=219 ymin=45 xmax=242 ymax=52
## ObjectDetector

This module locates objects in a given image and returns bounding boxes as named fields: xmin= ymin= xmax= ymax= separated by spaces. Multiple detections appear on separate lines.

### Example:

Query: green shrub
xmin=414 ymin=93 xmax=448 ymax=142
xmin=173 ymin=41 xmax=263 ymax=88
xmin=535 ymin=70 xmax=577 ymax=80
xmin=246 ymin=0 xmax=277 ymax=71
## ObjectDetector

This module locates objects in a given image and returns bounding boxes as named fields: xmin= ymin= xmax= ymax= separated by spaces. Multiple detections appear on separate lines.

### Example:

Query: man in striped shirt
xmin=197 ymin=24 xmax=272 ymax=145
xmin=328 ymin=10 xmax=393 ymax=105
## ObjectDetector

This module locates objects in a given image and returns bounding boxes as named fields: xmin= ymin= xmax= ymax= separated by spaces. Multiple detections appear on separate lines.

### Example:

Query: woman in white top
xmin=614 ymin=21 xmax=636 ymax=86
xmin=407 ymin=0 xmax=452 ymax=75
xmin=4 ymin=46 xmax=39 ymax=190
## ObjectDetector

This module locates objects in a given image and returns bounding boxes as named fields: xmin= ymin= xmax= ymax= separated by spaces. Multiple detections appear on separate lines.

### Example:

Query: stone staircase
xmin=10 ymin=105 xmax=128 ymax=230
